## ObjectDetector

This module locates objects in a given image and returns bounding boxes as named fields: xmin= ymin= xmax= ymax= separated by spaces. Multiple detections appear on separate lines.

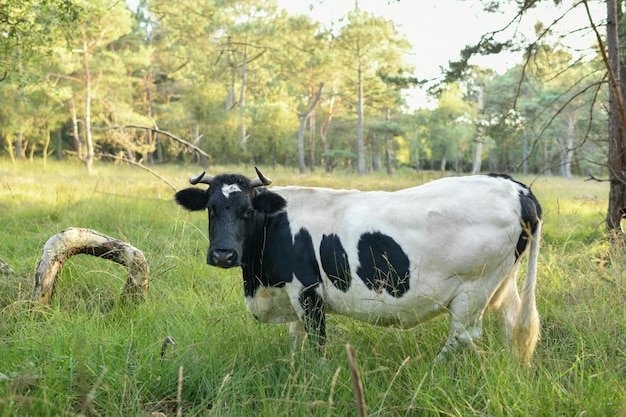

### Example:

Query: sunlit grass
xmin=0 ymin=159 xmax=624 ymax=416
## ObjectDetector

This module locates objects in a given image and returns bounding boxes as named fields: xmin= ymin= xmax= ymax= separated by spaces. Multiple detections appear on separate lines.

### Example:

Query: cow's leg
xmin=487 ymin=265 xmax=522 ymax=349
xmin=437 ymin=292 xmax=486 ymax=361
xmin=298 ymin=286 xmax=326 ymax=348
xmin=288 ymin=321 xmax=306 ymax=350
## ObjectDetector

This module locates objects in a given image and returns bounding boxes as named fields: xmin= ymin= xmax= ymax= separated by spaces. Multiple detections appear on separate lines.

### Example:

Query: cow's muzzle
xmin=208 ymin=248 xmax=238 ymax=268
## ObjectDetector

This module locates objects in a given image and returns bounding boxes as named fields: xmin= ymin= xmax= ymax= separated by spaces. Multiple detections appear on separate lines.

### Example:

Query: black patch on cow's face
xmin=357 ymin=232 xmax=410 ymax=298
xmin=320 ymin=234 xmax=352 ymax=292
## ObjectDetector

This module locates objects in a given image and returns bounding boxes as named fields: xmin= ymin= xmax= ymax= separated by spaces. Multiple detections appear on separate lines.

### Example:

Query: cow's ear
xmin=252 ymin=190 xmax=287 ymax=215
xmin=175 ymin=188 xmax=208 ymax=211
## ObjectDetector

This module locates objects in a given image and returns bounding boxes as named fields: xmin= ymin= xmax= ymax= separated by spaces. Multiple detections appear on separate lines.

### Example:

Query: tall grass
xmin=0 ymin=160 xmax=624 ymax=416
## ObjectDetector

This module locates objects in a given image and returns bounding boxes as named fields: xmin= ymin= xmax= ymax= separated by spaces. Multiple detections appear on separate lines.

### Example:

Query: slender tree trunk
xmin=308 ymin=110 xmax=316 ymax=172
xmin=70 ymin=96 xmax=82 ymax=159
xmin=56 ymin=129 xmax=63 ymax=160
xmin=297 ymin=83 xmax=324 ymax=174
xmin=385 ymin=108 xmax=392 ymax=175
xmin=357 ymin=57 xmax=366 ymax=175
xmin=320 ymin=96 xmax=335 ymax=175
xmin=522 ymin=129 xmax=529 ymax=175
xmin=81 ymin=28 xmax=94 ymax=174
xmin=564 ymin=111 xmax=576 ymax=179
xmin=472 ymin=86 xmax=484 ymax=175
xmin=605 ymin=0 xmax=626 ymax=236
xmin=239 ymin=34 xmax=248 ymax=151
xmin=15 ymin=132 xmax=24 ymax=160
xmin=42 ymin=127 xmax=50 ymax=167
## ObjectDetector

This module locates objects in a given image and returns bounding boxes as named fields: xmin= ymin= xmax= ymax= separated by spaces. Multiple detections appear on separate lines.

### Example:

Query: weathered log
xmin=0 ymin=257 xmax=14 ymax=276
xmin=32 ymin=227 xmax=149 ymax=304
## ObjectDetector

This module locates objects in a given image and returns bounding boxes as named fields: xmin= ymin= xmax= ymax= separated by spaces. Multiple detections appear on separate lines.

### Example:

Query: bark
xmin=385 ymin=108 xmax=392 ymax=175
xmin=472 ymin=86 xmax=484 ymax=175
xmin=240 ymin=34 xmax=248 ymax=150
xmin=602 ymin=0 xmax=626 ymax=236
xmin=32 ymin=228 xmax=149 ymax=305
xmin=563 ymin=111 xmax=576 ymax=179
xmin=357 ymin=57 xmax=366 ymax=175
xmin=70 ymin=96 xmax=82 ymax=158
xmin=0 ymin=258 xmax=14 ymax=275
xmin=297 ymin=83 xmax=324 ymax=174
xmin=81 ymin=28 xmax=95 ymax=174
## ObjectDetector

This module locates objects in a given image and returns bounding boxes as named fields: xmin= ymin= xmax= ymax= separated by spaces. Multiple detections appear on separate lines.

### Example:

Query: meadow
xmin=0 ymin=159 xmax=624 ymax=416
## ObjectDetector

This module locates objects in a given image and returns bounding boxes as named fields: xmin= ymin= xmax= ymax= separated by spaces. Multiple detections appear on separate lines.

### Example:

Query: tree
xmin=599 ymin=0 xmax=626 ymax=236
xmin=61 ymin=0 xmax=134 ymax=172
xmin=336 ymin=9 xmax=413 ymax=175
xmin=447 ymin=0 xmax=626 ymax=240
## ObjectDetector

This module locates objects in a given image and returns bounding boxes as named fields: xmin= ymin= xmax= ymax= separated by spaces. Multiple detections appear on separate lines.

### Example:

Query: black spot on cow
xmin=356 ymin=232 xmax=410 ymax=298
xmin=320 ymin=234 xmax=352 ymax=292
xmin=292 ymin=228 xmax=322 ymax=288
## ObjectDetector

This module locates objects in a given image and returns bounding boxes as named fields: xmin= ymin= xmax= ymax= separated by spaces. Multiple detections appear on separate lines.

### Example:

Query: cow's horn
xmin=189 ymin=172 xmax=214 ymax=185
xmin=250 ymin=167 xmax=272 ymax=187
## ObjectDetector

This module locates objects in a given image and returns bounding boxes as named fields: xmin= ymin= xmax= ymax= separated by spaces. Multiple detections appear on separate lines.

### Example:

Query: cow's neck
xmin=241 ymin=212 xmax=290 ymax=297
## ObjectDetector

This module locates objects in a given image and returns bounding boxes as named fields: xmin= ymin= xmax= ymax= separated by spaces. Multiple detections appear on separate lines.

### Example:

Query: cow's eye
xmin=241 ymin=207 xmax=254 ymax=219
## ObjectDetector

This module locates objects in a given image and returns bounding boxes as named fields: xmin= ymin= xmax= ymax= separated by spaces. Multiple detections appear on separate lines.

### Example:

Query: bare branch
xmin=582 ymin=0 xmax=626 ymax=131
xmin=107 ymin=124 xmax=209 ymax=159
xmin=100 ymin=153 xmax=177 ymax=191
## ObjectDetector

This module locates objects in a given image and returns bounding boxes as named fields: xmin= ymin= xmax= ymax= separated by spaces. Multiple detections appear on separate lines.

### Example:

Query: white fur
xmin=221 ymin=183 xmax=242 ymax=198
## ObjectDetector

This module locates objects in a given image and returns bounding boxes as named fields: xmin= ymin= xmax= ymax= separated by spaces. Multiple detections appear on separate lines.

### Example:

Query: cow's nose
xmin=209 ymin=249 xmax=237 ymax=267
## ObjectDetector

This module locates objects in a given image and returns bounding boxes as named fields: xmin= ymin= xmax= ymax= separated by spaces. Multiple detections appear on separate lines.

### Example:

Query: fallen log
xmin=33 ymin=228 xmax=149 ymax=304
xmin=0 ymin=257 xmax=14 ymax=275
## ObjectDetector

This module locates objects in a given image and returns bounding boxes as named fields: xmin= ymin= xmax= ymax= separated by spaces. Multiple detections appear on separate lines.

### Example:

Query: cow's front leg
xmin=298 ymin=286 xmax=326 ymax=348
xmin=289 ymin=321 xmax=306 ymax=350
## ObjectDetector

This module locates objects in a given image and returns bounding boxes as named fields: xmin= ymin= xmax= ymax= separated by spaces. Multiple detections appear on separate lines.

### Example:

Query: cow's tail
xmin=513 ymin=218 xmax=541 ymax=364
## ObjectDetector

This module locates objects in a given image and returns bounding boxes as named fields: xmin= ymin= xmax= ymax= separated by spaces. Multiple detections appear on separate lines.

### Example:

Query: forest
xmin=0 ymin=0 xmax=614 ymax=178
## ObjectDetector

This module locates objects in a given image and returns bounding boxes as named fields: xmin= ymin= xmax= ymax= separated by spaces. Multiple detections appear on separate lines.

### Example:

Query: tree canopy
xmin=0 ymin=0 xmax=618 ymax=181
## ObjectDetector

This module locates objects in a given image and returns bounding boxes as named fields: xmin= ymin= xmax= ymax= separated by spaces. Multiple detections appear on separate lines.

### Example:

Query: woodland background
xmin=0 ymin=0 xmax=616 ymax=179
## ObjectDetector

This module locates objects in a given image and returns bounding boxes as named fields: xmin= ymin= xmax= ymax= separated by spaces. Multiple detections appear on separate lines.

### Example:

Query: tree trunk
xmin=297 ymin=83 xmax=324 ymax=174
xmin=563 ymin=111 xmax=575 ymax=179
xmin=308 ymin=110 xmax=316 ymax=172
xmin=56 ymin=129 xmax=63 ymax=160
xmin=472 ymin=86 xmax=484 ymax=175
xmin=239 ymin=34 xmax=248 ymax=151
xmin=81 ymin=28 xmax=94 ymax=174
xmin=357 ymin=57 xmax=366 ymax=175
xmin=605 ymin=0 xmax=626 ymax=237
xmin=385 ymin=108 xmax=392 ymax=175
xmin=70 ymin=96 xmax=82 ymax=159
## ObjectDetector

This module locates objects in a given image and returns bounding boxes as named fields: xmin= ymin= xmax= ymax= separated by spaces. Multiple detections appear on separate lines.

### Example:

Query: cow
xmin=174 ymin=168 xmax=542 ymax=363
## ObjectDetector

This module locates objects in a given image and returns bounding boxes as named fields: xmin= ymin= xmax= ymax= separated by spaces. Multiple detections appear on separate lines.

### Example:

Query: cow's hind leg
xmin=487 ymin=264 xmax=522 ymax=351
xmin=437 ymin=292 xmax=486 ymax=361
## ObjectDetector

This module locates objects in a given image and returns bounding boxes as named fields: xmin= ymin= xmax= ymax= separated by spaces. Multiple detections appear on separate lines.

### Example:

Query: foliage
xmin=0 ymin=160 xmax=624 ymax=416
xmin=0 ymin=0 xmax=615 ymax=178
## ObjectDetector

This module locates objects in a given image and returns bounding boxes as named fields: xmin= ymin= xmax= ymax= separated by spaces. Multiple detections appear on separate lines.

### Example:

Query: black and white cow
xmin=175 ymin=168 xmax=542 ymax=362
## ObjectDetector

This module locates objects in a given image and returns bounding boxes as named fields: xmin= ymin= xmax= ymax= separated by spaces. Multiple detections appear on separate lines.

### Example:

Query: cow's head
xmin=174 ymin=167 xmax=286 ymax=268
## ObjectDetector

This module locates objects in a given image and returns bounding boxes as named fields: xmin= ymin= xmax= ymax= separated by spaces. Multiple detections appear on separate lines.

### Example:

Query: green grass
xmin=0 ymin=159 xmax=624 ymax=416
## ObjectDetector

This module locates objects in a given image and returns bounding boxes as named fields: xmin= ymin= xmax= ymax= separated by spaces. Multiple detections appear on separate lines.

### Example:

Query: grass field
xmin=0 ymin=159 xmax=624 ymax=416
